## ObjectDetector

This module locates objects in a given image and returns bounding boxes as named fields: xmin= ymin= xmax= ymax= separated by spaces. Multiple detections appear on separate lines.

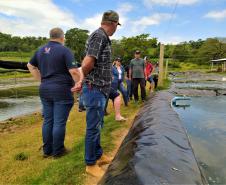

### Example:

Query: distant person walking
xmin=27 ymin=28 xmax=81 ymax=158
xmin=144 ymin=57 xmax=155 ymax=92
xmin=129 ymin=50 xmax=146 ymax=102
xmin=112 ymin=58 xmax=128 ymax=106
xmin=72 ymin=10 xmax=120 ymax=177
xmin=152 ymin=62 xmax=159 ymax=88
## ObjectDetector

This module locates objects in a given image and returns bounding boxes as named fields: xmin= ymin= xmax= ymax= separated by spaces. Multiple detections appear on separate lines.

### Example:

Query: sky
xmin=0 ymin=0 xmax=226 ymax=44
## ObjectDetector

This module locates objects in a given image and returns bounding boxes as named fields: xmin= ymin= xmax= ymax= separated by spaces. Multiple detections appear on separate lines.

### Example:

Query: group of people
xmin=110 ymin=50 xmax=158 ymax=106
xmin=27 ymin=10 xmax=158 ymax=178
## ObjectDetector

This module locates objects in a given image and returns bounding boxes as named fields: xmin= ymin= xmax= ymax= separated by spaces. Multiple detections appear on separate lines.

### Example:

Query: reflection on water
xmin=173 ymin=96 xmax=226 ymax=184
xmin=0 ymin=96 xmax=41 ymax=121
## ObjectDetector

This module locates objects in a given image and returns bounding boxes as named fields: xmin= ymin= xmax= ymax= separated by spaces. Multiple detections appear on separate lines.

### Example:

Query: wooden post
xmin=164 ymin=59 xmax=168 ymax=79
xmin=158 ymin=43 xmax=164 ymax=86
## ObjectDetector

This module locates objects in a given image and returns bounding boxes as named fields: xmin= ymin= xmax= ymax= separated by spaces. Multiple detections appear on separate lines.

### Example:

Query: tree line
xmin=0 ymin=28 xmax=226 ymax=65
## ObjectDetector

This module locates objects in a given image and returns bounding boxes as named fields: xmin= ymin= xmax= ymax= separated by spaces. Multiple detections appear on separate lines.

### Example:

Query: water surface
xmin=173 ymin=96 xmax=226 ymax=184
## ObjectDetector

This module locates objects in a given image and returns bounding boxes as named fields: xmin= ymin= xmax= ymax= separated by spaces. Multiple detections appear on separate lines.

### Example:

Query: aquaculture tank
xmin=173 ymin=96 xmax=226 ymax=185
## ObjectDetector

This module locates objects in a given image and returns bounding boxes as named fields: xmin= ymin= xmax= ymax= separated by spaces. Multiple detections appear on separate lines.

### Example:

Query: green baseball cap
xmin=102 ymin=10 xmax=121 ymax=25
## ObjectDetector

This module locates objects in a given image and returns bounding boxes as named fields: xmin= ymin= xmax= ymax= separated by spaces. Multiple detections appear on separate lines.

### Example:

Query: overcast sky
xmin=0 ymin=0 xmax=225 ymax=44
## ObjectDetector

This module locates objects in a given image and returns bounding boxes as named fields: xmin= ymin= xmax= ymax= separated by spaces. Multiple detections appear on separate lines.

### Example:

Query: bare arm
xmin=69 ymin=67 xmax=83 ymax=92
xmin=69 ymin=68 xmax=81 ymax=82
xmin=81 ymin=56 xmax=95 ymax=76
xmin=27 ymin=63 xmax=41 ymax=81
xmin=71 ymin=56 xmax=95 ymax=92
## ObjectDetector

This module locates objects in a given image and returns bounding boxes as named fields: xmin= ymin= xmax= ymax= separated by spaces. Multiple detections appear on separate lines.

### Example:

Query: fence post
xmin=158 ymin=43 xmax=164 ymax=86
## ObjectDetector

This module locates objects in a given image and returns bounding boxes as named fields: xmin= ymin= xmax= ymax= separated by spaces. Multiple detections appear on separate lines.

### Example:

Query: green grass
xmin=0 ymin=52 xmax=31 ymax=79
xmin=0 ymin=112 xmax=42 ymax=132
xmin=168 ymin=61 xmax=210 ymax=72
xmin=25 ymin=141 xmax=86 ymax=185
xmin=0 ymin=72 xmax=31 ymax=79
xmin=0 ymin=86 xmax=39 ymax=98
xmin=0 ymin=52 xmax=32 ymax=62
xmin=156 ymin=78 xmax=171 ymax=91
xmin=0 ymin=96 xmax=142 ymax=185
xmin=0 ymin=56 xmax=30 ymax=62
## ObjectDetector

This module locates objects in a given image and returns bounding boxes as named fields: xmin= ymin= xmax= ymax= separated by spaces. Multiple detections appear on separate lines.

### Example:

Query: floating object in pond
xmin=171 ymin=167 xmax=181 ymax=172
xmin=171 ymin=96 xmax=191 ymax=107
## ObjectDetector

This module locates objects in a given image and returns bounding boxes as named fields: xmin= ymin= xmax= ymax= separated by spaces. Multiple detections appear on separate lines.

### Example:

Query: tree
xmin=65 ymin=28 xmax=89 ymax=63
xmin=111 ymin=34 xmax=158 ymax=65
xmin=197 ymin=38 xmax=226 ymax=64
xmin=172 ymin=43 xmax=189 ymax=61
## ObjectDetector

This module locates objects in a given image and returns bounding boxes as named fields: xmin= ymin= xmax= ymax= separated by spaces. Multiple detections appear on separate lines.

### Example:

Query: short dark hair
xmin=135 ymin=50 xmax=141 ymax=54
xmin=115 ymin=57 xmax=121 ymax=61
xmin=49 ymin=27 xmax=64 ymax=39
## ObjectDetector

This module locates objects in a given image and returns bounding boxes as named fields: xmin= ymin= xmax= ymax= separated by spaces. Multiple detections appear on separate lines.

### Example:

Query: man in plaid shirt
xmin=72 ymin=10 xmax=120 ymax=177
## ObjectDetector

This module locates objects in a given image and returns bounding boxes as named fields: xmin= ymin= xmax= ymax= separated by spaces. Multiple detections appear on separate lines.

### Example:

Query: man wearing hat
xmin=72 ymin=10 xmax=120 ymax=177
xmin=129 ymin=50 xmax=146 ymax=102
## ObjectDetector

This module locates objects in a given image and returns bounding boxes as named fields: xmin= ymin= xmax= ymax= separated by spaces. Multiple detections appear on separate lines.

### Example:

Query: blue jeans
xmin=78 ymin=93 xmax=85 ymax=110
xmin=147 ymin=76 xmax=154 ymax=83
xmin=41 ymin=98 xmax=74 ymax=156
xmin=82 ymin=84 xmax=106 ymax=165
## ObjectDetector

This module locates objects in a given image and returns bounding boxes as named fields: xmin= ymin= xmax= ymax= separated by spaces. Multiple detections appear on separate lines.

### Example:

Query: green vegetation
xmin=168 ymin=60 xmax=210 ymax=72
xmin=1 ymin=30 xmax=226 ymax=72
xmin=0 ymin=112 xmax=42 ymax=131
xmin=0 ymin=51 xmax=32 ymax=62
xmin=65 ymin=28 xmax=89 ymax=63
xmin=156 ymin=79 xmax=171 ymax=91
xmin=0 ymin=71 xmax=31 ymax=79
xmin=0 ymin=32 xmax=47 ymax=52
xmin=112 ymin=34 xmax=158 ymax=65
xmin=14 ymin=152 xmax=29 ymax=161
xmin=0 ymin=86 xmax=38 ymax=98
xmin=0 ymin=97 xmax=142 ymax=185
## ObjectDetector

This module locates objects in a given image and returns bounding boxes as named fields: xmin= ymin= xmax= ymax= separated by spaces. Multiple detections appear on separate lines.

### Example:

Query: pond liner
xmin=99 ymin=91 xmax=207 ymax=185
xmin=0 ymin=60 xmax=28 ymax=70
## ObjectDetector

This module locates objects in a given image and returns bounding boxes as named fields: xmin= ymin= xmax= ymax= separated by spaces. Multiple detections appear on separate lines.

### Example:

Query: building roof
xmin=210 ymin=58 xmax=226 ymax=62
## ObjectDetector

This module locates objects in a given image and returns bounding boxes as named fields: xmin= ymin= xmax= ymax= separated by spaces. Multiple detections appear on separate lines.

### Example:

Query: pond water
xmin=0 ymin=96 xmax=41 ymax=121
xmin=175 ymin=81 xmax=226 ymax=90
xmin=0 ymin=84 xmax=41 ymax=122
xmin=173 ymin=96 xmax=226 ymax=185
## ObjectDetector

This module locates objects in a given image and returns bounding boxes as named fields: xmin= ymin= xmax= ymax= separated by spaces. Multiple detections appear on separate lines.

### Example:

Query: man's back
xmin=84 ymin=27 xmax=112 ymax=96
xmin=30 ymin=41 xmax=76 ymax=100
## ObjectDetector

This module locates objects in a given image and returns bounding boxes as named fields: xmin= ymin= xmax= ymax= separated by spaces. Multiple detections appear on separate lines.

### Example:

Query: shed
xmin=210 ymin=58 xmax=226 ymax=72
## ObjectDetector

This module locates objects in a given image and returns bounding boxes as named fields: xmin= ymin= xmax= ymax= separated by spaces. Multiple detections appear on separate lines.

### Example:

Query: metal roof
xmin=210 ymin=58 xmax=226 ymax=62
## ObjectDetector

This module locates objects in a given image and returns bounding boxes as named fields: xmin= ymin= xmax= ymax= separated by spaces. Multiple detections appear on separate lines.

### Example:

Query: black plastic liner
xmin=0 ymin=60 xmax=28 ymax=70
xmin=99 ymin=91 xmax=207 ymax=185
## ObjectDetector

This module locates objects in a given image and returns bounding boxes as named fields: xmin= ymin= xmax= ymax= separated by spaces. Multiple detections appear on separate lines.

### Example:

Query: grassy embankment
xmin=167 ymin=60 xmax=210 ymax=72
xmin=1 ymin=87 xmax=157 ymax=184
xmin=0 ymin=52 xmax=32 ymax=79
xmin=0 ymin=53 xmax=171 ymax=184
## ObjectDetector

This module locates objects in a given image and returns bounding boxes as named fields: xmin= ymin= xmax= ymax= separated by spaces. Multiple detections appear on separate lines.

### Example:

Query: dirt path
xmin=85 ymin=128 xmax=129 ymax=185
